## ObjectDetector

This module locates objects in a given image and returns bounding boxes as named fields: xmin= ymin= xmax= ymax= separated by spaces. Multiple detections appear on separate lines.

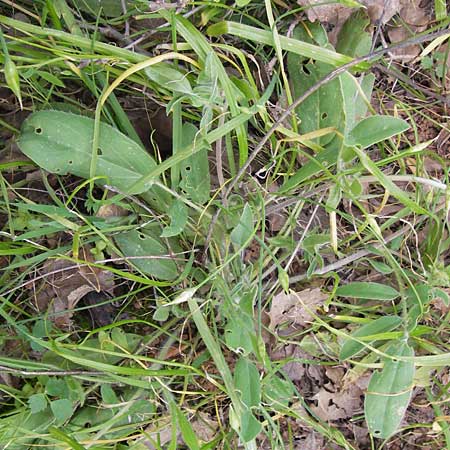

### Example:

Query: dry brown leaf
xmin=311 ymin=385 xmax=363 ymax=421
xmin=297 ymin=0 xmax=353 ymax=24
xmin=33 ymin=247 xmax=114 ymax=328
xmin=387 ymin=0 xmax=431 ymax=61
xmin=141 ymin=413 xmax=218 ymax=449
xmin=271 ymin=344 xmax=308 ymax=381
xmin=96 ymin=203 xmax=128 ymax=218
xmin=294 ymin=431 xmax=326 ymax=450
xmin=297 ymin=0 xmax=401 ymax=44
xmin=269 ymin=288 xmax=327 ymax=330
xmin=266 ymin=183 xmax=287 ymax=232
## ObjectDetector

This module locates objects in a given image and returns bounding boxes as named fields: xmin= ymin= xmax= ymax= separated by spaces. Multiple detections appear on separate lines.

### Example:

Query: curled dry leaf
xmin=96 ymin=203 xmax=129 ymax=218
xmin=32 ymin=247 xmax=114 ymax=329
xmin=269 ymin=288 xmax=327 ymax=330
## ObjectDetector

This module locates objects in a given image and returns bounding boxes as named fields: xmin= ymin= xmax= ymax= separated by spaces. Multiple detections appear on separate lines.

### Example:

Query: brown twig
xmin=202 ymin=27 xmax=450 ymax=258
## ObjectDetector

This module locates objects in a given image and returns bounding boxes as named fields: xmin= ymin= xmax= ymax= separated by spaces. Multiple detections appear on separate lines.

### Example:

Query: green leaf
xmin=406 ymin=284 xmax=430 ymax=331
xmin=18 ymin=110 xmax=163 ymax=196
xmin=234 ymin=357 xmax=260 ymax=408
xmin=145 ymin=64 xmax=193 ymax=95
xmin=37 ymin=70 xmax=66 ymax=88
xmin=336 ymin=282 xmax=400 ymax=300
xmin=345 ymin=115 xmax=410 ymax=148
xmin=111 ymin=327 xmax=129 ymax=350
xmin=280 ymin=71 xmax=374 ymax=193
xmin=365 ymin=341 xmax=414 ymax=439
xmin=50 ymin=398 xmax=74 ymax=425
xmin=28 ymin=393 xmax=48 ymax=414
xmin=224 ymin=314 xmax=254 ymax=355
xmin=153 ymin=305 xmax=170 ymax=322
xmin=179 ymin=123 xmax=211 ymax=204
xmin=161 ymin=200 xmax=188 ymax=238
xmin=240 ymin=410 xmax=261 ymax=442
xmin=176 ymin=407 xmax=200 ymax=450
xmin=230 ymin=203 xmax=254 ymax=247
xmin=66 ymin=377 xmax=85 ymax=404
xmin=68 ymin=0 xmax=136 ymax=17
xmin=114 ymin=226 xmax=181 ymax=281
xmin=340 ymin=71 xmax=374 ymax=139
xmin=336 ymin=10 xmax=371 ymax=57
xmin=287 ymin=24 xmax=344 ymax=147
xmin=368 ymin=259 xmax=393 ymax=275
xmin=207 ymin=21 xmax=368 ymax=69
xmin=48 ymin=426 xmax=87 ymax=450
xmin=340 ymin=315 xmax=403 ymax=360
xmin=46 ymin=378 xmax=69 ymax=398
xmin=352 ymin=145 xmax=431 ymax=216
xmin=101 ymin=385 xmax=119 ymax=405
xmin=263 ymin=374 xmax=294 ymax=408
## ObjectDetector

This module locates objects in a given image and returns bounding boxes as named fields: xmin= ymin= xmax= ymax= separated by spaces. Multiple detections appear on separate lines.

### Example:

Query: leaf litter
xmin=31 ymin=247 xmax=114 ymax=328
xmin=269 ymin=287 xmax=327 ymax=330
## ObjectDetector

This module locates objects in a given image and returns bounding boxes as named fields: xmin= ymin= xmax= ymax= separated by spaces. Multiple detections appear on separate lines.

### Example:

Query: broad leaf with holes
xmin=179 ymin=123 xmax=211 ymax=204
xmin=18 ymin=111 xmax=163 ymax=196
xmin=287 ymin=22 xmax=344 ymax=147
xmin=114 ymin=225 xmax=182 ymax=281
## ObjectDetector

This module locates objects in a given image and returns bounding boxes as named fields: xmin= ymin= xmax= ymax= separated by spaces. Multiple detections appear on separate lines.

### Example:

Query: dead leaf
xmin=141 ymin=412 xmax=218 ymax=449
xmin=271 ymin=344 xmax=308 ymax=381
xmin=297 ymin=0 xmax=353 ymax=24
xmin=294 ymin=431 xmax=325 ymax=450
xmin=266 ymin=183 xmax=287 ymax=232
xmin=311 ymin=385 xmax=363 ymax=420
xmin=96 ymin=203 xmax=128 ymax=218
xmin=387 ymin=0 xmax=430 ymax=61
xmin=33 ymin=247 xmax=114 ymax=328
xmin=297 ymin=0 xmax=401 ymax=44
xmin=269 ymin=288 xmax=327 ymax=330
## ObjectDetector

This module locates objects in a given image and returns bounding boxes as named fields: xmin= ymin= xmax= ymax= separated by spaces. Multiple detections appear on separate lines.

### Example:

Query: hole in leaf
xmin=302 ymin=65 xmax=311 ymax=76
xmin=374 ymin=430 xmax=381 ymax=436
xmin=35 ymin=127 xmax=43 ymax=134
xmin=138 ymin=232 xmax=146 ymax=240
xmin=185 ymin=166 xmax=191 ymax=172
xmin=68 ymin=160 xmax=73 ymax=165
xmin=321 ymin=112 xmax=328 ymax=120
xmin=98 ymin=148 xmax=103 ymax=156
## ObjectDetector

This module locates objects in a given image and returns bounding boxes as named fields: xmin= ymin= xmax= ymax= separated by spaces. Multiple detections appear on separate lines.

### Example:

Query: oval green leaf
xmin=18 ymin=110 xmax=161 ymax=196
xmin=233 ymin=357 xmax=260 ymax=408
xmin=345 ymin=115 xmax=409 ymax=148
xmin=230 ymin=203 xmax=254 ymax=247
xmin=365 ymin=341 xmax=414 ymax=439
xmin=336 ymin=282 xmax=399 ymax=300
